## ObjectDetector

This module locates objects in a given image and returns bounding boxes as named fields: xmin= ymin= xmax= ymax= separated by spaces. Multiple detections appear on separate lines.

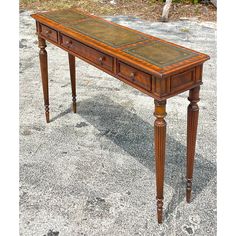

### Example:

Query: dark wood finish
xmin=31 ymin=9 xmax=210 ymax=223
xmin=31 ymin=9 xmax=209 ymax=79
xmin=117 ymin=61 xmax=152 ymax=92
xmin=61 ymin=34 xmax=114 ymax=72
xmin=170 ymin=68 xmax=195 ymax=93
xmin=39 ymin=24 xmax=58 ymax=43
xmin=68 ymin=53 xmax=76 ymax=113
xmin=31 ymin=15 xmax=209 ymax=101
xmin=154 ymin=100 xmax=167 ymax=223
xmin=186 ymin=86 xmax=200 ymax=203
xmin=38 ymin=36 xmax=49 ymax=123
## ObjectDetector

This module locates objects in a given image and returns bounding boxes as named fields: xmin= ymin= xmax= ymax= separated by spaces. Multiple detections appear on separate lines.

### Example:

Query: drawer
xmin=117 ymin=61 xmax=152 ymax=91
xmin=39 ymin=24 xmax=58 ymax=43
xmin=60 ymin=34 xmax=114 ymax=72
xmin=170 ymin=68 xmax=195 ymax=93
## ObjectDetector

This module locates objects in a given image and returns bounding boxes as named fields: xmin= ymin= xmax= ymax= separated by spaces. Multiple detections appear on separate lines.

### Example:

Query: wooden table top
xmin=31 ymin=8 xmax=209 ymax=78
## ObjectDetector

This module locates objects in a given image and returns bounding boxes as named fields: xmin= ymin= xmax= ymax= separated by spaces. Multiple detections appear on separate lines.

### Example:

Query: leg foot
xmin=45 ymin=105 xmax=50 ymax=123
xmin=72 ymin=97 xmax=76 ymax=113
xmin=157 ymin=198 xmax=164 ymax=223
xmin=186 ymin=178 xmax=192 ymax=203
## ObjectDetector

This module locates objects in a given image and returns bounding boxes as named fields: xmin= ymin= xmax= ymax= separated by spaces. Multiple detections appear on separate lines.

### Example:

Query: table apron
xmin=36 ymin=22 xmax=203 ymax=101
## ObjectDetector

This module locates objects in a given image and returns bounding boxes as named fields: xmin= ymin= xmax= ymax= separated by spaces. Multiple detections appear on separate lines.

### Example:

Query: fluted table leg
xmin=186 ymin=86 xmax=200 ymax=203
xmin=68 ymin=53 xmax=76 ymax=113
xmin=154 ymin=99 xmax=167 ymax=223
xmin=38 ymin=36 xmax=49 ymax=123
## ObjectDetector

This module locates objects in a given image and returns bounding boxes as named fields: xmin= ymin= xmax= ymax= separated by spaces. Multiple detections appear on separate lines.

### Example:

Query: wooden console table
xmin=31 ymin=8 xmax=209 ymax=223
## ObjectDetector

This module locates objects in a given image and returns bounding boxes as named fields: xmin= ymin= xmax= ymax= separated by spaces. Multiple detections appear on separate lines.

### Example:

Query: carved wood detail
xmin=186 ymin=86 xmax=200 ymax=203
xmin=154 ymin=99 xmax=167 ymax=223
xmin=38 ymin=36 xmax=50 ymax=123
xmin=68 ymin=53 xmax=77 ymax=113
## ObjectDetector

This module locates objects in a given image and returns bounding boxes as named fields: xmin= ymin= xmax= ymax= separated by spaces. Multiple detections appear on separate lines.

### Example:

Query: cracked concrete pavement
xmin=20 ymin=10 xmax=216 ymax=236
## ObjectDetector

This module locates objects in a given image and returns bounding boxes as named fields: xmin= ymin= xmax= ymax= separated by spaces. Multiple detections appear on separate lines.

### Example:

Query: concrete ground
xmin=20 ymin=10 xmax=216 ymax=236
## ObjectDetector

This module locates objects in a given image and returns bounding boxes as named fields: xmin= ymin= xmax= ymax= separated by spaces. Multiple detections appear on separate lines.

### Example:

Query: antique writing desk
xmin=31 ymin=8 xmax=210 ymax=223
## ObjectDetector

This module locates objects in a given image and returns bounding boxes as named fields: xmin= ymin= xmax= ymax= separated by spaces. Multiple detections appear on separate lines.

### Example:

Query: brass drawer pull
xmin=130 ymin=72 xmax=136 ymax=81
xmin=40 ymin=24 xmax=58 ymax=43
xmin=65 ymin=40 xmax=72 ymax=48
xmin=60 ymin=34 xmax=113 ymax=72
xmin=98 ymin=56 xmax=105 ymax=65
xmin=45 ymin=30 xmax=52 ymax=36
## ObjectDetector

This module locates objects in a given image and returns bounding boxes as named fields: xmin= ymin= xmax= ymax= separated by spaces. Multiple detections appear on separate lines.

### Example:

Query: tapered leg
xmin=68 ymin=53 xmax=76 ymax=113
xmin=154 ymin=99 xmax=167 ymax=223
xmin=186 ymin=86 xmax=200 ymax=203
xmin=38 ymin=36 xmax=49 ymax=123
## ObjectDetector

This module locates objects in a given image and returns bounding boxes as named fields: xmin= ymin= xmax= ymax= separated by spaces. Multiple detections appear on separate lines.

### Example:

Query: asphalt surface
xmin=20 ymin=10 xmax=216 ymax=236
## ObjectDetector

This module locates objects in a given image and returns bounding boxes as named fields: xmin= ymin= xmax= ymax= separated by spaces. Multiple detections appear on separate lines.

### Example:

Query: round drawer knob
xmin=65 ymin=40 xmax=72 ymax=48
xmin=45 ymin=30 xmax=51 ymax=35
xmin=98 ymin=56 xmax=105 ymax=65
xmin=130 ymin=72 xmax=136 ymax=81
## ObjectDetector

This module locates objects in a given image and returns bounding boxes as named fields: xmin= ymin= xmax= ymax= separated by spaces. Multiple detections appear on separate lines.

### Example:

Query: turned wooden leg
xmin=186 ymin=86 xmax=200 ymax=203
xmin=68 ymin=53 xmax=76 ymax=113
xmin=154 ymin=99 xmax=167 ymax=223
xmin=38 ymin=36 xmax=49 ymax=123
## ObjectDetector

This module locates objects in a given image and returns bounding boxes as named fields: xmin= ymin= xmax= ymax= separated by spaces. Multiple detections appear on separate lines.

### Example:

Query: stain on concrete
xmin=21 ymin=126 xmax=45 ymax=135
xmin=44 ymin=229 xmax=59 ymax=236
xmin=32 ymin=126 xmax=45 ymax=132
xmin=75 ymin=122 xmax=89 ymax=128
xmin=189 ymin=214 xmax=201 ymax=225
xmin=61 ymin=83 xmax=70 ymax=88
xmin=182 ymin=225 xmax=194 ymax=235
xmin=84 ymin=197 xmax=111 ymax=218
xmin=20 ymin=39 xmax=27 ymax=48
xmin=21 ymin=129 xmax=32 ymax=136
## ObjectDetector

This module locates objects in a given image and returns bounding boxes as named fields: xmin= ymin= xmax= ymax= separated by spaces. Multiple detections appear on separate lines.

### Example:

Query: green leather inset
xmin=123 ymin=41 xmax=197 ymax=68
xmin=39 ymin=9 xmax=88 ymax=24
xmin=66 ymin=19 xmax=148 ymax=47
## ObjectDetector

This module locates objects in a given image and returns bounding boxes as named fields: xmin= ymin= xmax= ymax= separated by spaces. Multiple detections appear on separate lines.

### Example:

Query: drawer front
xmin=117 ymin=61 xmax=152 ymax=91
xmin=60 ymin=34 xmax=114 ymax=72
xmin=170 ymin=68 xmax=195 ymax=93
xmin=40 ymin=24 xmax=58 ymax=43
